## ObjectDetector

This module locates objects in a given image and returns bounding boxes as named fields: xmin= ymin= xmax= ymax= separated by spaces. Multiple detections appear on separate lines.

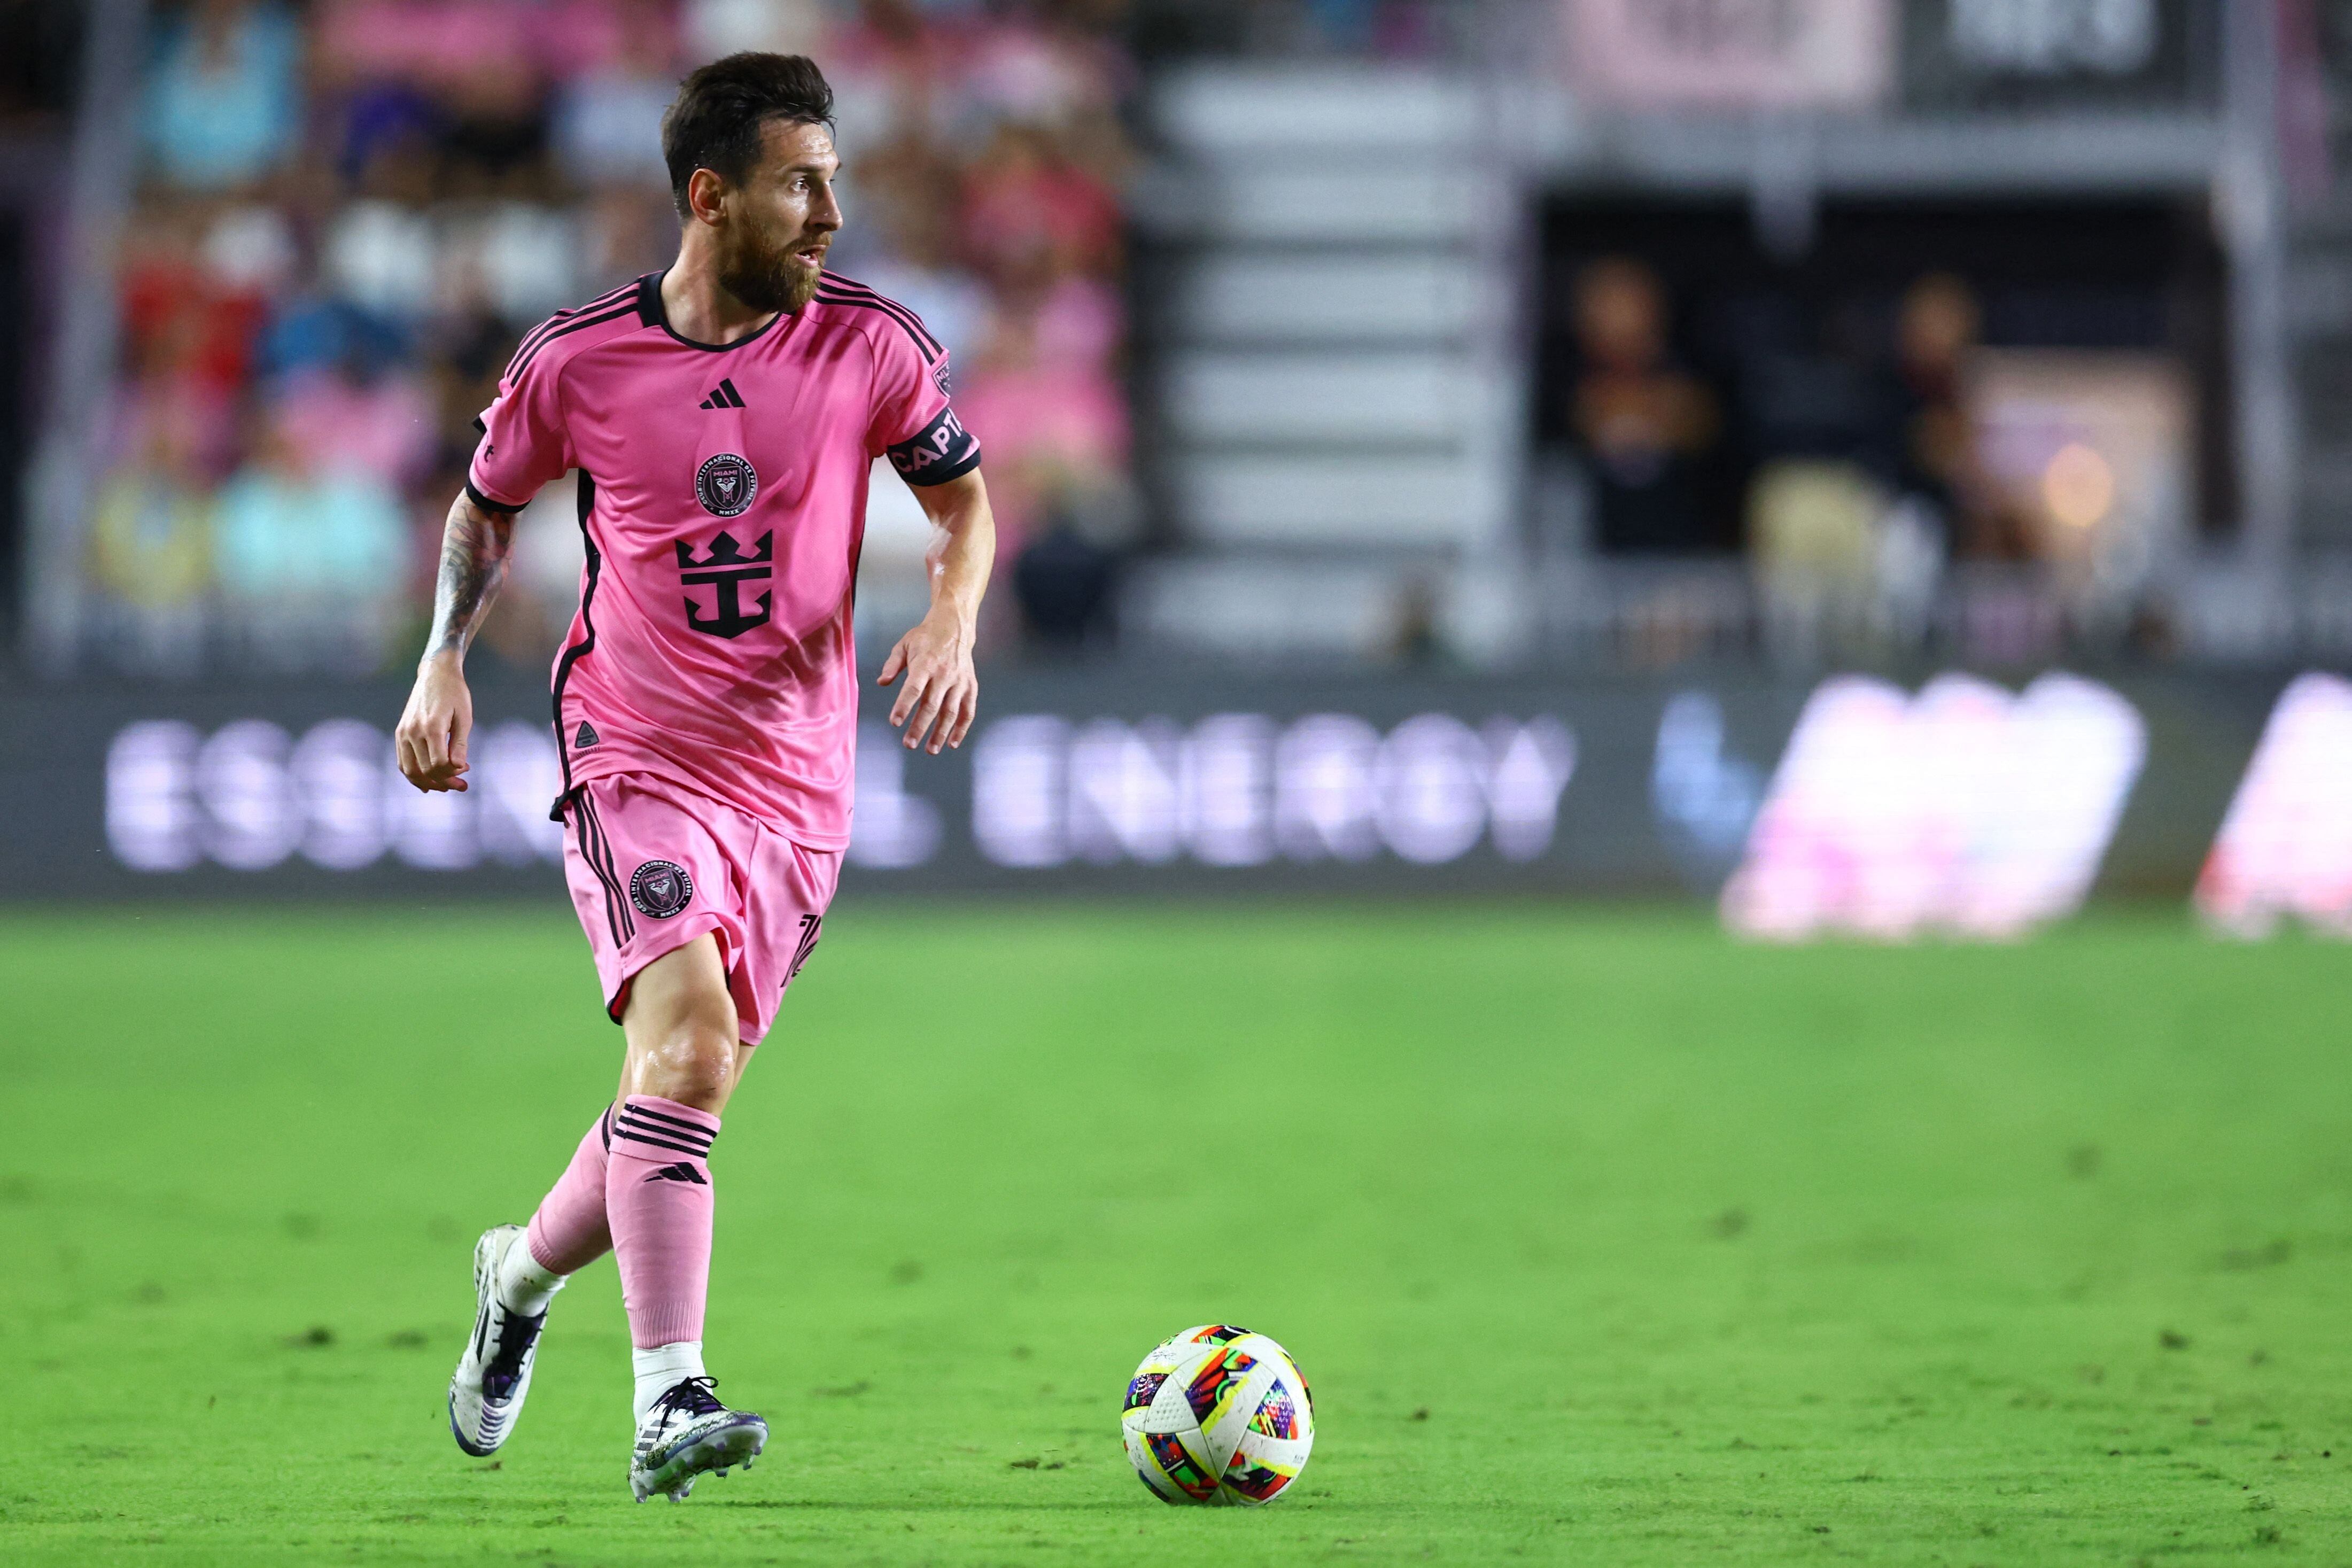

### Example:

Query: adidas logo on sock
xmin=645 ymin=1162 xmax=708 ymax=1185
xmin=698 ymin=378 xmax=746 ymax=410
xmin=574 ymin=721 xmax=600 ymax=749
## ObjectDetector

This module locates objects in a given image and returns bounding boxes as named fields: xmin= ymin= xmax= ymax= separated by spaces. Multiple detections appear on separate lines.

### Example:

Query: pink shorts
xmin=561 ymin=773 xmax=841 ymax=1047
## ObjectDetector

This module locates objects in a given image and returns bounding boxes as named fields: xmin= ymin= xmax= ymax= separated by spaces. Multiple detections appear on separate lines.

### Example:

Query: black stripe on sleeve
xmin=509 ymin=299 xmax=641 ymax=383
xmin=822 ymin=278 xmax=944 ymax=356
xmin=464 ymin=479 xmax=523 ymax=515
xmin=503 ymin=281 xmax=640 ymax=379
xmin=815 ymin=283 xmax=940 ymax=364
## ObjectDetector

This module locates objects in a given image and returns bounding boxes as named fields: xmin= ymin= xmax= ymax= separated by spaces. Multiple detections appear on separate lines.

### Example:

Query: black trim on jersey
xmin=504 ymin=280 xmax=640 ymax=379
xmin=509 ymin=298 xmax=640 ymax=384
xmin=817 ymin=275 xmax=942 ymax=355
xmin=463 ymin=479 xmax=522 ymax=515
xmin=814 ymin=280 xmax=940 ymax=363
xmin=639 ymin=269 xmax=788 ymax=353
xmin=886 ymin=405 xmax=982 ymax=486
xmin=549 ymin=470 xmax=601 ymax=820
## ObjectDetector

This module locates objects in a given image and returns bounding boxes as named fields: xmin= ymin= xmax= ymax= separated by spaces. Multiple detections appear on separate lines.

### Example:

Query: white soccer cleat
xmin=628 ymin=1377 xmax=767 ymax=1502
xmin=447 ymin=1225 xmax=549 ymax=1457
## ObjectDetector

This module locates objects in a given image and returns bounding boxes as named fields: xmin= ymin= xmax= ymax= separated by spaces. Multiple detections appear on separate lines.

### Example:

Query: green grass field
xmin=4 ymin=904 xmax=2351 ymax=1566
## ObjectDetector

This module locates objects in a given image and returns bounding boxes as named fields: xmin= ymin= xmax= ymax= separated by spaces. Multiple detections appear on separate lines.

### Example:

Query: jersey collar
xmin=637 ymin=270 xmax=791 ymax=353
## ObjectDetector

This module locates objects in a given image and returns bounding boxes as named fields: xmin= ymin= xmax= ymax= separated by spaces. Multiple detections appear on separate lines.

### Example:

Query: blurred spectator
xmin=144 ymin=0 xmax=304 ymax=191
xmin=960 ymin=122 xmax=1121 ymax=281
xmin=266 ymin=356 xmax=436 ymax=490
xmin=215 ymin=422 xmax=408 ymax=670
xmin=88 ymin=423 xmax=215 ymax=676
xmin=1012 ymin=489 xmax=1125 ymax=651
xmin=324 ymin=199 xmax=439 ymax=319
xmin=958 ymin=297 xmax=1128 ymax=552
xmin=1567 ymin=258 xmax=1722 ymax=554
xmin=1891 ymin=271 xmax=2029 ymax=560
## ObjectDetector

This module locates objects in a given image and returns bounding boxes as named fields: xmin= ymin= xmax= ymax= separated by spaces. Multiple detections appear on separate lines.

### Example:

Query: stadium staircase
xmin=1125 ymin=63 xmax=1531 ymax=664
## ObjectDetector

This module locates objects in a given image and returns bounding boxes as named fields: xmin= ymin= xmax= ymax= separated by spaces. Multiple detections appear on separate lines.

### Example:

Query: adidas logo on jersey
xmin=698 ymin=378 xmax=746 ymax=410
xmin=574 ymin=721 xmax=601 ymax=749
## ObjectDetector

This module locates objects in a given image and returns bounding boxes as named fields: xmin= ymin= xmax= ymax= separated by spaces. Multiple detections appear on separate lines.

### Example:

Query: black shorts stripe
xmin=584 ymin=796 xmax=635 ymax=943
xmin=592 ymin=802 xmax=634 ymax=942
xmin=573 ymin=793 xmax=634 ymax=945
xmin=816 ymin=283 xmax=940 ymax=363
xmin=572 ymin=797 xmax=628 ymax=948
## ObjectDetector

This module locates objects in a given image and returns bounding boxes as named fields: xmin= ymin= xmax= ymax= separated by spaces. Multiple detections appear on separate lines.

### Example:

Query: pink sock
xmin=605 ymin=1096 xmax=720 ymax=1349
xmin=525 ymin=1108 xmax=616 ymax=1276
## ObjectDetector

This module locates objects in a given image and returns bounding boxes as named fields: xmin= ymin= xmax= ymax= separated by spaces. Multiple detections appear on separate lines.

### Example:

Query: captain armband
xmin=884 ymin=407 xmax=982 ymax=486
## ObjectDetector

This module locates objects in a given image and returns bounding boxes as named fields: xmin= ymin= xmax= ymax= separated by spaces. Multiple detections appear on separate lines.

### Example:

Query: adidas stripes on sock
xmin=605 ymin=1095 xmax=721 ymax=1352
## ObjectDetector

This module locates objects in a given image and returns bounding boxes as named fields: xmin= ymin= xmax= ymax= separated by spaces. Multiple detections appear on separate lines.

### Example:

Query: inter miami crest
xmin=695 ymin=453 xmax=757 ymax=518
xmin=630 ymin=860 xmax=693 ymax=920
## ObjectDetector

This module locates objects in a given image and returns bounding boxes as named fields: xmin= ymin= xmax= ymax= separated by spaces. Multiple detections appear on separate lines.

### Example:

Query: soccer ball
xmin=1121 ymin=1324 xmax=1315 ymax=1506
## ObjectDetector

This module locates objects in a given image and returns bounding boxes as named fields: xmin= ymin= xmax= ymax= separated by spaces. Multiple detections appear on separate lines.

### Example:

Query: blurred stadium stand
xmin=5 ymin=0 xmax=2346 ymax=679
xmin=10 ymin=0 xmax=1132 ymax=679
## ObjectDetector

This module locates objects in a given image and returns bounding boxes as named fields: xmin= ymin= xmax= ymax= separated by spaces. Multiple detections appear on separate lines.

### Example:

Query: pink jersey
xmin=467 ymin=270 xmax=980 ymax=849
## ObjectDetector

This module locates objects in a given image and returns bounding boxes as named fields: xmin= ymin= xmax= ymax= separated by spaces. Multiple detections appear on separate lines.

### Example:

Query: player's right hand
xmin=397 ymin=653 xmax=475 ymax=793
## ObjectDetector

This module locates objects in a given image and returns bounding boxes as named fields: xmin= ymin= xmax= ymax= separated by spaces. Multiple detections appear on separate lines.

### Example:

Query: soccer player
xmin=393 ymin=53 xmax=992 ymax=1502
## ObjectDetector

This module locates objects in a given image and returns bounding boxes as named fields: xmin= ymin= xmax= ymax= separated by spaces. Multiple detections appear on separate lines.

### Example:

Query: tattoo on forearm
xmin=425 ymin=494 xmax=516 ymax=657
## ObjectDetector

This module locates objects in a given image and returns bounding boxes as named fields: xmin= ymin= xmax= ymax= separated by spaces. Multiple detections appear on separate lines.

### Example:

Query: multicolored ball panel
xmin=1249 ymin=1379 xmax=1300 ymax=1440
xmin=1144 ymin=1429 xmax=1220 ymax=1502
xmin=1223 ymin=1447 xmax=1302 ymax=1504
xmin=1121 ymin=1326 xmax=1315 ymax=1507
xmin=1184 ymin=1346 xmax=1259 ymax=1429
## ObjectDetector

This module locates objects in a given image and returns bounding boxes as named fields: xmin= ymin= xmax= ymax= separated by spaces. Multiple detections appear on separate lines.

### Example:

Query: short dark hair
xmin=661 ymin=53 xmax=835 ymax=220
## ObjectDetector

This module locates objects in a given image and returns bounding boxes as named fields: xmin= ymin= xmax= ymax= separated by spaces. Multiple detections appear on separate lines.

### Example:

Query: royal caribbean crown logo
xmin=674 ymin=530 xmax=773 ymax=639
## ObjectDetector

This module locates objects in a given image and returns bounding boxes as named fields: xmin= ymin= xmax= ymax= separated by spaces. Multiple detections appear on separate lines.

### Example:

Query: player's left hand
xmin=878 ymin=609 xmax=977 ymax=754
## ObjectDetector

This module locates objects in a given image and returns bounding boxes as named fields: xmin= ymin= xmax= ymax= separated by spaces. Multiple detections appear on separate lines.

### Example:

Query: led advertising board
xmin=0 ymin=668 xmax=2324 ymax=931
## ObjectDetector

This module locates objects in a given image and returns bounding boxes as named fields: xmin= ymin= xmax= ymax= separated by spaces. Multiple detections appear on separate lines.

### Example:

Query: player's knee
xmin=640 ymin=1020 xmax=737 ymax=1106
